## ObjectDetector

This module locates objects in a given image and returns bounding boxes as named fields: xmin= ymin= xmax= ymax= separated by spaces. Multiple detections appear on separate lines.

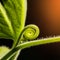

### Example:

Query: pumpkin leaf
xmin=0 ymin=46 xmax=10 ymax=59
xmin=0 ymin=0 xmax=27 ymax=41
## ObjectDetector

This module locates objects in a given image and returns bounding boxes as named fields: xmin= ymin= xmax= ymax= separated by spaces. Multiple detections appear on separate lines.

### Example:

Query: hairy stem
xmin=1 ymin=36 xmax=60 ymax=60
xmin=20 ymin=36 xmax=60 ymax=49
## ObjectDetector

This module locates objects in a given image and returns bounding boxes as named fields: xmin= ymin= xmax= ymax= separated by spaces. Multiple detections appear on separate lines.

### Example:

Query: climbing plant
xmin=0 ymin=0 xmax=60 ymax=60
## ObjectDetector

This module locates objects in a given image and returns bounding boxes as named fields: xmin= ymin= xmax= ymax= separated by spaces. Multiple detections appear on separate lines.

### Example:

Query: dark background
xmin=19 ymin=0 xmax=60 ymax=60
xmin=0 ymin=0 xmax=60 ymax=60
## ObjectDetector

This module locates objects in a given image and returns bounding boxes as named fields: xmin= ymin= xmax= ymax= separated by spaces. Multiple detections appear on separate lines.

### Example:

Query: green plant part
xmin=18 ymin=24 xmax=40 ymax=43
xmin=1 ymin=36 xmax=60 ymax=60
xmin=0 ymin=0 xmax=60 ymax=60
xmin=0 ymin=0 xmax=27 ymax=47
xmin=0 ymin=0 xmax=27 ymax=59
xmin=0 ymin=24 xmax=40 ymax=60
xmin=0 ymin=46 xmax=10 ymax=59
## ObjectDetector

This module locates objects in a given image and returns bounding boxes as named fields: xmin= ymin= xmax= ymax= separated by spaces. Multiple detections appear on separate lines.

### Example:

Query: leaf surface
xmin=0 ymin=0 xmax=27 ymax=40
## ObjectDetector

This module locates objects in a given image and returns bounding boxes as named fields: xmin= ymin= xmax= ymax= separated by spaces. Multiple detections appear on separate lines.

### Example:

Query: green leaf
xmin=0 ymin=46 xmax=10 ymax=59
xmin=0 ymin=0 xmax=27 ymax=41
xmin=0 ymin=0 xmax=27 ymax=59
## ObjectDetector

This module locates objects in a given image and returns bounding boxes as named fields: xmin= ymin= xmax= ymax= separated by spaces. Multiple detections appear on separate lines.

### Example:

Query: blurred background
xmin=19 ymin=0 xmax=60 ymax=60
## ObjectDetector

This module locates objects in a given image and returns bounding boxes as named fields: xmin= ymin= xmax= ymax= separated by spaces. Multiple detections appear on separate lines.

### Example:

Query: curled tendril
xmin=23 ymin=24 xmax=40 ymax=40
xmin=17 ymin=24 xmax=40 ymax=44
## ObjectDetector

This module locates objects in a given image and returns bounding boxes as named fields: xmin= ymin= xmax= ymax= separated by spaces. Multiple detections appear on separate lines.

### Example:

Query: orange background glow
xmin=27 ymin=0 xmax=60 ymax=37
xmin=21 ymin=0 xmax=60 ymax=60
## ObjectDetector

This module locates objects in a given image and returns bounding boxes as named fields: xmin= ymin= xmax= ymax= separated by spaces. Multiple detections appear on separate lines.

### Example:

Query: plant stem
xmin=19 ymin=36 xmax=60 ymax=49
xmin=1 ymin=36 xmax=60 ymax=60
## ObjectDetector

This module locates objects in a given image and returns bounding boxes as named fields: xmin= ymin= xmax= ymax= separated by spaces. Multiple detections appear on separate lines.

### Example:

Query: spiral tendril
xmin=19 ymin=24 xmax=40 ymax=43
